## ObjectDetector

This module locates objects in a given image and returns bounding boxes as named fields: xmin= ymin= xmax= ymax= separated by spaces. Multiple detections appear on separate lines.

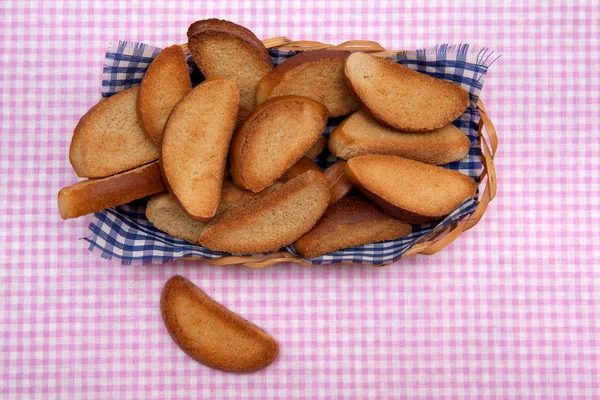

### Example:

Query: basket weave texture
xmin=183 ymin=37 xmax=498 ymax=268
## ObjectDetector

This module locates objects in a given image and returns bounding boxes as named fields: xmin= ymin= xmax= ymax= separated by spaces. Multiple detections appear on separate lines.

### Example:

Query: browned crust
xmin=328 ymin=111 xmax=471 ymax=165
xmin=255 ymin=50 xmax=358 ymax=116
xmin=344 ymin=53 xmax=470 ymax=132
xmin=187 ymin=21 xmax=273 ymax=74
xmin=327 ymin=112 xmax=354 ymax=158
xmin=256 ymin=50 xmax=351 ymax=103
xmin=323 ymin=160 xmax=353 ymax=203
xmin=186 ymin=21 xmax=273 ymax=123
xmin=279 ymin=157 xmax=322 ymax=182
xmin=304 ymin=135 xmax=326 ymax=159
xmin=137 ymin=45 xmax=192 ymax=144
xmin=57 ymin=161 xmax=165 ymax=219
xmin=294 ymin=196 xmax=412 ymax=258
xmin=158 ymin=153 xmax=190 ymax=217
xmin=69 ymin=98 xmax=98 ymax=177
xmin=160 ymin=78 xmax=239 ymax=222
xmin=199 ymin=170 xmax=330 ymax=254
xmin=229 ymin=95 xmax=328 ymax=192
xmin=343 ymin=170 xmax=437 ymax=223
xmin=187 ymin=18 xmax=269 ymax=55
xmin=344 ymin=156 xmax=477 ymax=223
xmin=160 ymin=275 xmax=279 ymax=373
xmin=70 ymin=87 xmax=159 ymax=178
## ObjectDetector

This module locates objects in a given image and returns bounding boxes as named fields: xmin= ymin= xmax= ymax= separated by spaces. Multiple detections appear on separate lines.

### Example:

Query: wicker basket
xmin=181 ymin=37 xmax=498 ymax=268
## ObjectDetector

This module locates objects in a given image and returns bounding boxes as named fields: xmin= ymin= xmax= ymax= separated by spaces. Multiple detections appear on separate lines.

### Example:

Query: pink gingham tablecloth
xmin=1 ymin=1 xmax=599 ymax=399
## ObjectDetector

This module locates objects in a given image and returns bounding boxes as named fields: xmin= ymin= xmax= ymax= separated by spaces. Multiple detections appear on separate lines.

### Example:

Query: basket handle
xmin=262 ymin=36 xmax=386 ymax=52
xmin=201 ymin=251 xmax=312 ymax=269
xmin=182 ymin=36 xmax=387 ymax=53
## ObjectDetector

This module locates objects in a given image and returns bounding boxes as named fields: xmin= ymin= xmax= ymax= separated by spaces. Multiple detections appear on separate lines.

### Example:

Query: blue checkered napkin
xmin=101 ymin=41 xmax=196 ymax=97
xmin=86 ymin=201 xmax=229 ymax=265
xmin=101 ymin=42 xmax=160 ymax=96
xmin=87 ymin=41 xmax=496 ymax=265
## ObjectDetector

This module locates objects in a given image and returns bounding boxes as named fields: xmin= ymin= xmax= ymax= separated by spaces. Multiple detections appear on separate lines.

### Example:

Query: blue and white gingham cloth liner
xmin=88 ymin=41 xmax=496 ymax=265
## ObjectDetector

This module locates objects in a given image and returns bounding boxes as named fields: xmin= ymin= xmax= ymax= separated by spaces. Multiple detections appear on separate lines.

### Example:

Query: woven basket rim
xmin=178 ymin=37 xmax=498 ymax=268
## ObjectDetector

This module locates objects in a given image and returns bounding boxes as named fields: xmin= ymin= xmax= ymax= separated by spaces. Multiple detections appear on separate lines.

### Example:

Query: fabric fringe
xmin=395 ymin=43 xmax=501 ymax=68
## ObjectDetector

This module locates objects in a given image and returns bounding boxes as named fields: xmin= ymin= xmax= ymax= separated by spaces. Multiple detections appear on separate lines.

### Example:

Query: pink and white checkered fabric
xmin=1 ymin=1 xmax=599 ymax=398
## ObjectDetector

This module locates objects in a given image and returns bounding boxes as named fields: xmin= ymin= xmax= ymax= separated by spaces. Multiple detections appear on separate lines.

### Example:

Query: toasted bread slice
xmin=69 ymin=87 xmax=159 ymax=178
xmin=323 ymin=161 xmax=353 ymax=203
xmin=161 ymin=78 xmax=239 ymax=221
xmin=294 ymin=196 xmax=412 ymax=258
xmin=146 ymin=193 xmax=207 ymax=244
xmin=345 ymin=155 xmax=477 ymax=223
xmin=199 ymin=170 xmax=330 ymax=254
xmin=58 ymin=161 xmax=164 ymax=219
xmin=256 ymin=50 xmax=359 ymax=117
xmin=188 ymin=19 xmax=268 ymax=44
xmin=230 ymin=96 xmax=328 ymax=193
xmin=281 ymin=159 xmax=351 ymax=203
xmin=329 ymin=110 xmax=470 ymax=164
xmin=146 ymin=180 xmax=259 ymax=244
xmin=344 ymin=52 xmax=470 ymax=131
xmin=161 ymin=276 xmax=279 ymax=372
xmin=187 ymin=19 xmax=273 ymax=122
xmin=304 ymin=135 xmax=326 ymax=159
xmin=137 ymin=45 xmax=192 ymax=144
xmin=280 ymin=157 xmax=322 ymax=182
xmin=217 ymin=178 xmax=262 ymax=214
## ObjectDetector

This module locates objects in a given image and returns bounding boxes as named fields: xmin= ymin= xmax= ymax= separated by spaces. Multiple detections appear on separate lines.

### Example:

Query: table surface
xmin=2 ymin=1 xmax=599 ymax=399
